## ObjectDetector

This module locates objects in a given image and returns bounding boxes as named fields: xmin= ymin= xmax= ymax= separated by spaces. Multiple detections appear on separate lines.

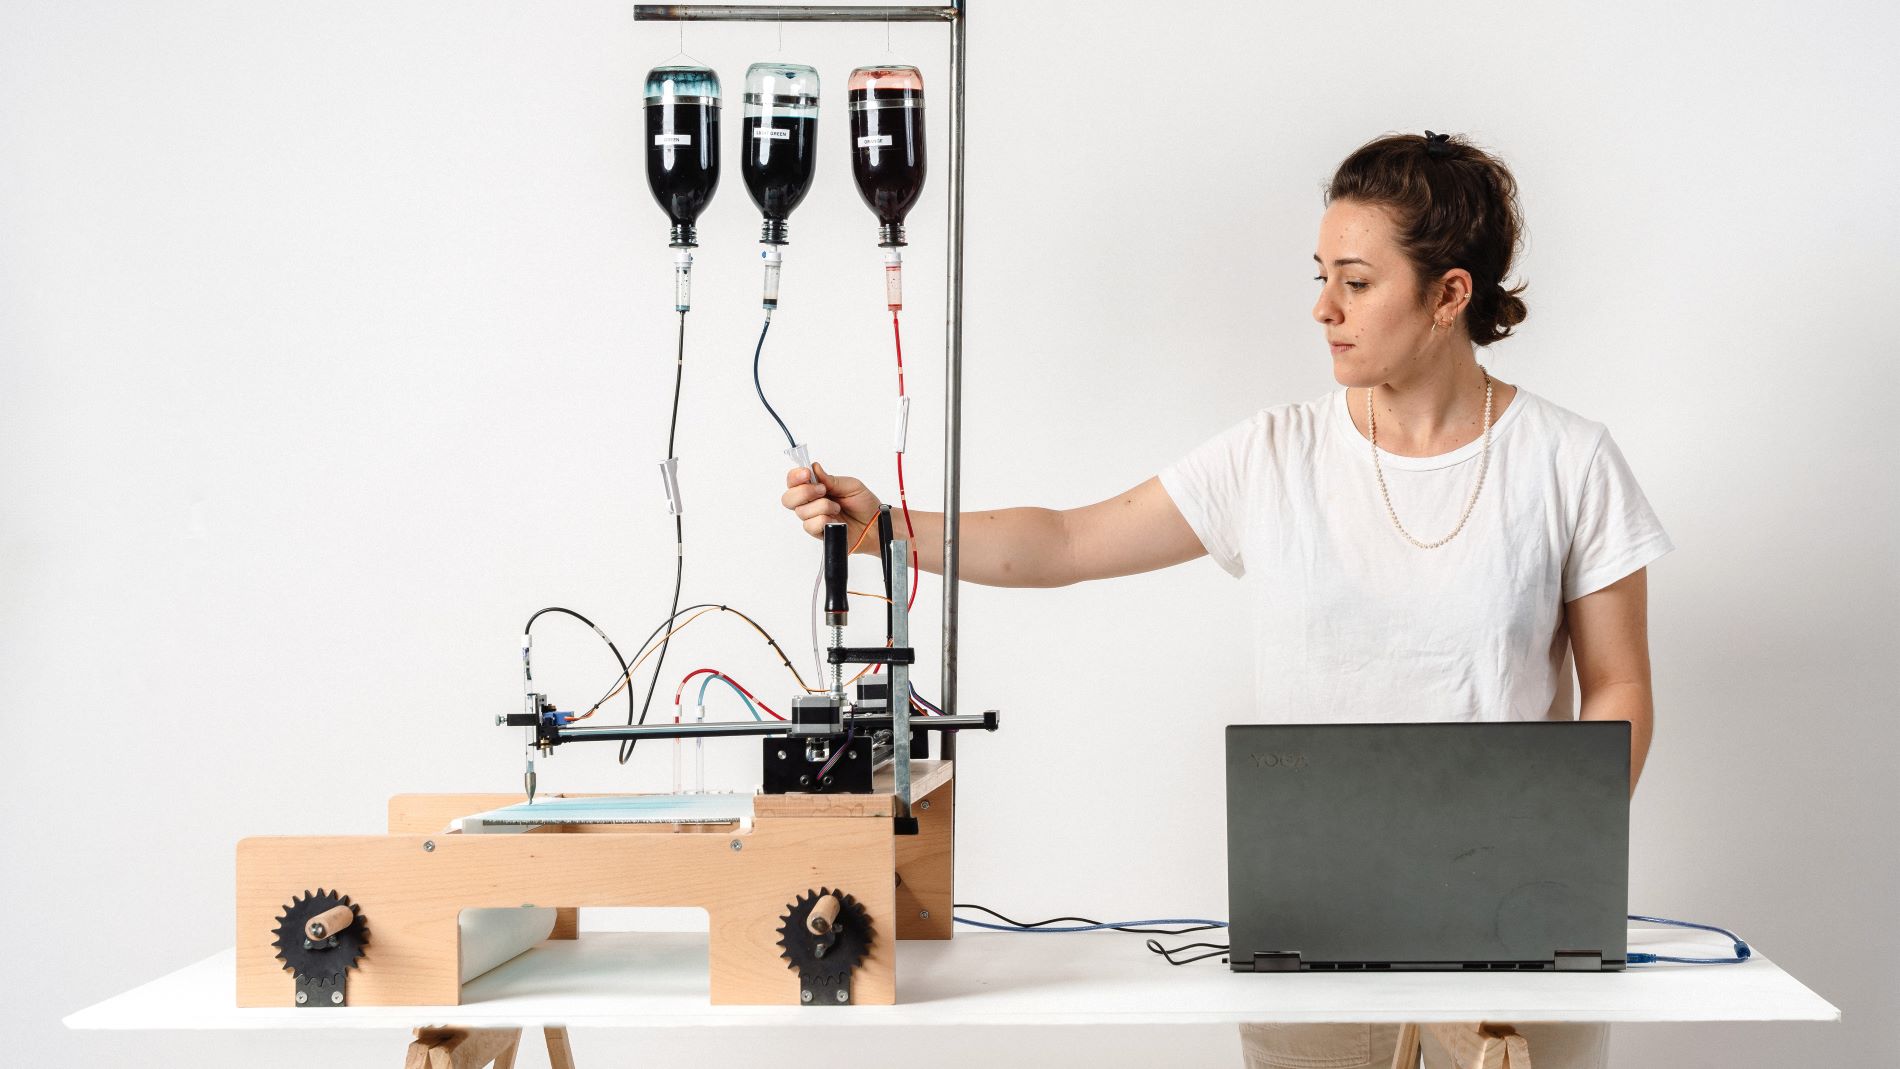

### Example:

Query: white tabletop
xmin=65 ymin=926 xmax=1838 ymax=1032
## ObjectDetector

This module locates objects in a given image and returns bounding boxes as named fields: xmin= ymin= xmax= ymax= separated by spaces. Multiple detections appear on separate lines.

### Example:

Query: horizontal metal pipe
xmin=550 ymin=711 xmax=992 ymax=746
xmin=555 ymin=721 xmax=788 ymax=742
xmin=634 ymin=5 xmax=956 ymax=22
xmin=848 ymin=712 xmax=993 ymax=731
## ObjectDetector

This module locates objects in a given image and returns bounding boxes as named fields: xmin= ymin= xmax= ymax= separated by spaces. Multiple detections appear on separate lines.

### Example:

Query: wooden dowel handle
xmin=806 ymin=894 xmax=841 ymax=936
xmin=305 ymin=904 xmax=355 ymax=941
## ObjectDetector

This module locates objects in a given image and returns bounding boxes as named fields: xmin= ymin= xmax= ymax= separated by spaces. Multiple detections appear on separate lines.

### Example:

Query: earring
xmin=1430 ymin=320 xmax=1441 ymax=335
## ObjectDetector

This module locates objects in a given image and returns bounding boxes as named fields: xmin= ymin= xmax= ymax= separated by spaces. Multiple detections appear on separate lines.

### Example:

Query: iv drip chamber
xmin=644 ymin=65 xmax=721 ymax=249
xmin=741 ymin=62 xmax=820 ymax=246
xmin=848 ymin=65 xmax=926 ymax=248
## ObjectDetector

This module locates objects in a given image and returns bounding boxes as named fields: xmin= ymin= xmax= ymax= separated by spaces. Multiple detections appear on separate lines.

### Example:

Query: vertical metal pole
xmin=940 ymin=0 xmax=965 ymax=757
xmin=890 ymin=539 xmax=913 ymax=810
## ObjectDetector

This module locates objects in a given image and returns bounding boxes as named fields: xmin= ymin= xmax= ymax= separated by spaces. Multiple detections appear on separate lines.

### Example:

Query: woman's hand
xmin=782 ymin=462 xmax=885 ymax=550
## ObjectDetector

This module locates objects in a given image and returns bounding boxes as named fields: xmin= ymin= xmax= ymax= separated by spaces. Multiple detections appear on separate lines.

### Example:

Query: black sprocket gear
xmin=270 ymin=889 xmax=369 ymax=986
xmin=776 ymin=887 xmax=872 ymax=1002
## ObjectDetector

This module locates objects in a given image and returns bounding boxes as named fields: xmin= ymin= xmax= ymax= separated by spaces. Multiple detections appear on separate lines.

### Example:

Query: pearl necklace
xmin=1367 ymin=369 xmax=1493 ymax=549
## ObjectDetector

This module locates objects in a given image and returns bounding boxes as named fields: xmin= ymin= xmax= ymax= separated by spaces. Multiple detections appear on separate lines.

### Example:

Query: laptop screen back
xmin=1225 ymin=722 xmax=1628 ymax=972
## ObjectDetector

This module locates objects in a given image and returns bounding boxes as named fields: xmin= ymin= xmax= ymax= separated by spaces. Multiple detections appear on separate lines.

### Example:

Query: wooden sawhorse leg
xmin=404 ymin=1027 xmax=575 ymax=1069
xmin=1389 ymin=1022 xmax=1532 ymax=1069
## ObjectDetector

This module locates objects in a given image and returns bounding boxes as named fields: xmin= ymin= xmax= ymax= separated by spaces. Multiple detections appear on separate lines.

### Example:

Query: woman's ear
xmin=1436 ymin=268 xmax=1474 ymax=324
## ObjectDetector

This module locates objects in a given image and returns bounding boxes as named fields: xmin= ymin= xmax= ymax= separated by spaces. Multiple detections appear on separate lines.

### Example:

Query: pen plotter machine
xmin=235 ymin=520 xmax=1000 ymax=1012
xmin=234 ymin=1 xmax=997 ymax=1012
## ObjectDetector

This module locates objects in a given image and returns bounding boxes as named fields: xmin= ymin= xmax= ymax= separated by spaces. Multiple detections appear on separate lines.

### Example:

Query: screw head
xmin=918 ymin=799 xmax=931 ymax=811
xmin=295 ymin=991 xmax=308 ymax=1005
xmin=919 ymin=909 xmax=930 ymax=920
xmin=302 ymin=939 xmax=313 ymax=950
xmin=800 ymin=989 xmax=813 ymax=1003
xmin=423 ymin=840 xmax=435 ymax=852
xmin=835 ymin=989 xmax=849 ymax=1003
xmin=495 ymin=714 xmax=505 ymax=726
xmin=329 ymin=990 xmax=344 ymax=1005
xmin=729 ymin=839 xmax=743 ymax=852
xmin=776 ymin=750 xmax=787 ymax=760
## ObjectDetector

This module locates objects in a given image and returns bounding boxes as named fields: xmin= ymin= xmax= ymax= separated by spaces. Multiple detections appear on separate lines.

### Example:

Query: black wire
xmin=621 ymin=513 xmax=685 ymax=764
xmin=587 ymin=601 xmax=811 ymax=720
xmin=522 ymin=607 xmax=635 ymax=725
xmin=623 ymin=311 xmax=690 ymax=765
xmin=1144 ymin=939 xmax=1231 ymax=966
xmin=951 ymin=903 xmax=1225 ymax=937
xmin=751 ymin=314 xmax=797 ymax=448
xmin=953 ymin=903 xmax=1230 ymax=966
xmin=666 ymin=309 xmax=685 ymax=458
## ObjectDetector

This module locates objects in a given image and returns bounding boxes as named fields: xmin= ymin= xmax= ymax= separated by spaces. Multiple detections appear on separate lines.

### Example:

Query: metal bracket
xmin=800 ymin=974 xmax=852 ymax=1006
xmin=293 ymin=973 xmax=346 ymax=1007
xmin=1554 ymin=950 xmax=1604 ymax=972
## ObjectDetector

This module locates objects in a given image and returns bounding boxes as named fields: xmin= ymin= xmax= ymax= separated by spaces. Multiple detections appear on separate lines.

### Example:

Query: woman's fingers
xmin=781 ymin=482 xmax=827 ymax=510
xmin=783 ymin=462 xmax=872 ymax=542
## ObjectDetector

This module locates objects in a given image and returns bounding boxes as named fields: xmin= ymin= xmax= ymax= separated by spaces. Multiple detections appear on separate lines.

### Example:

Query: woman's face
xmin=1311 ymin=199 xmax=1438 ymax=388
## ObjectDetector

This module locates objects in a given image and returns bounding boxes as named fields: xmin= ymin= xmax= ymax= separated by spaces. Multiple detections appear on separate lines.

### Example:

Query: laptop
xmin=1225 ymin=722 xmax=1628 ymax=972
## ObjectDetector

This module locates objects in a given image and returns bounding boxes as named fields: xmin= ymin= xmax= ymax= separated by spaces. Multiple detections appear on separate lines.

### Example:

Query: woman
xmin=781 ymin=132 xmax=1668 ymax=1069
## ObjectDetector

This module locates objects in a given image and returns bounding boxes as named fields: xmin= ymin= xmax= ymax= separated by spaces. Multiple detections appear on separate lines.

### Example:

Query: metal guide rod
xmin=940 ymin=0 xmax=965 ymax=752
xmin=890 ymin=539 xmax=913 ymax=810
xmin=634 ymin=5 xmax=956 ymax=20
xmin=634 ymin=1 xmax=970 ymax=736
xmin=552 ymin=714 xmax=988 ymax=744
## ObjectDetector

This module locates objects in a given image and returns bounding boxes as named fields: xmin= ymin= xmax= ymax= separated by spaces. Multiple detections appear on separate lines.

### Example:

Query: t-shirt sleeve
xmin=1156 ymin=414 xmax=1260 ymax=579
xmin=1563 ymin=428 xmax=1675 ymax=601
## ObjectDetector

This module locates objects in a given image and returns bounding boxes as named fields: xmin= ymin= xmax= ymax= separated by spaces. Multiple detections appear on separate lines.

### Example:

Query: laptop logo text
xmin=1250 ymin=752 xmax=1308 ymax=770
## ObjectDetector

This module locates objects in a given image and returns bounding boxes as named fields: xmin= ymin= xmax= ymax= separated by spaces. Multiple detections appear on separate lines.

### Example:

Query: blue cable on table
xmin=954 ymin=917 xmax=1228 ymax=934
xmin=954 ymin=908 xmax=1752 ymax=967
xmin=1625 ymin=914 xmax=1752 ymax=965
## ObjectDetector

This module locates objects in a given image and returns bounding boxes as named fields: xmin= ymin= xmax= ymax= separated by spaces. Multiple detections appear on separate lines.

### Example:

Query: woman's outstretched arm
xmin=781 ymin=464 xmax=1206 ymax=588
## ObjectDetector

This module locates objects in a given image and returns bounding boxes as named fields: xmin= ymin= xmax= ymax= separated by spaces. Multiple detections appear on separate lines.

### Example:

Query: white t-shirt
xmin=1158 ymin=385 xmax=1674 ymax=723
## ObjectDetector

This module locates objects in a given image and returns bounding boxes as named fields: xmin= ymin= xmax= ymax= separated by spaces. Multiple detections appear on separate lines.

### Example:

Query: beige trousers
xmin=1239 ymin=1021 xmax=1610 ymax=1068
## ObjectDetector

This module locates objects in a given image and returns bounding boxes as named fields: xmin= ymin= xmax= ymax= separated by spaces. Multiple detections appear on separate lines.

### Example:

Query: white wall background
xmin=5 ymin=1 xmax=1895 ymax=1065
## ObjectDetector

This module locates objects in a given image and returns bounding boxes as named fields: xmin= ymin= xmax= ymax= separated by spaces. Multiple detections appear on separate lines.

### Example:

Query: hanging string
xmin=665 ymin=24 xmax=704 ymax=66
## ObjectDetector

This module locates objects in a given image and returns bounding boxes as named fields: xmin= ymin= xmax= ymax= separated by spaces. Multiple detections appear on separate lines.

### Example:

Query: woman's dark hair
xmin=1325 ymin=132 xmax=1528 ymax=346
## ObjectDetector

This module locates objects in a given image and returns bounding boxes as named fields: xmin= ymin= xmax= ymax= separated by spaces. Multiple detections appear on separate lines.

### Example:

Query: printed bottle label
xmin=752 ymin=127 xmax=791 ymax=140
xmin=653 ymin=134 xmax=692 ymax=147
xmin=857 ymin=134 xmax=893 ymax=148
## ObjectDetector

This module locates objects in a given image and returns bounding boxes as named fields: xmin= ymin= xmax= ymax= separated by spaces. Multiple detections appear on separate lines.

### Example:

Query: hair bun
xmin=1493 ymin=283 xmax=1529 ymax=333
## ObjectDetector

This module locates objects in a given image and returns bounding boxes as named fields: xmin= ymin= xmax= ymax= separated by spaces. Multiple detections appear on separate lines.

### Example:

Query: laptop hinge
xmin=1247 ymin=952 xmax=1302 ymax=972
xmin=1554 ymin=950 xmax=1603 ymax=972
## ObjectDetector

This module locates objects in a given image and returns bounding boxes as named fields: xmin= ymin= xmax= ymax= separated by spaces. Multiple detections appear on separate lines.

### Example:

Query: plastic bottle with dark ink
xmin=848 ymin=65 xmax=926 ymax=248
xmin=643 ymin=65 xmax=721 ymax=249
xmin=741 ymin=63 xmax=820 ymax=246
